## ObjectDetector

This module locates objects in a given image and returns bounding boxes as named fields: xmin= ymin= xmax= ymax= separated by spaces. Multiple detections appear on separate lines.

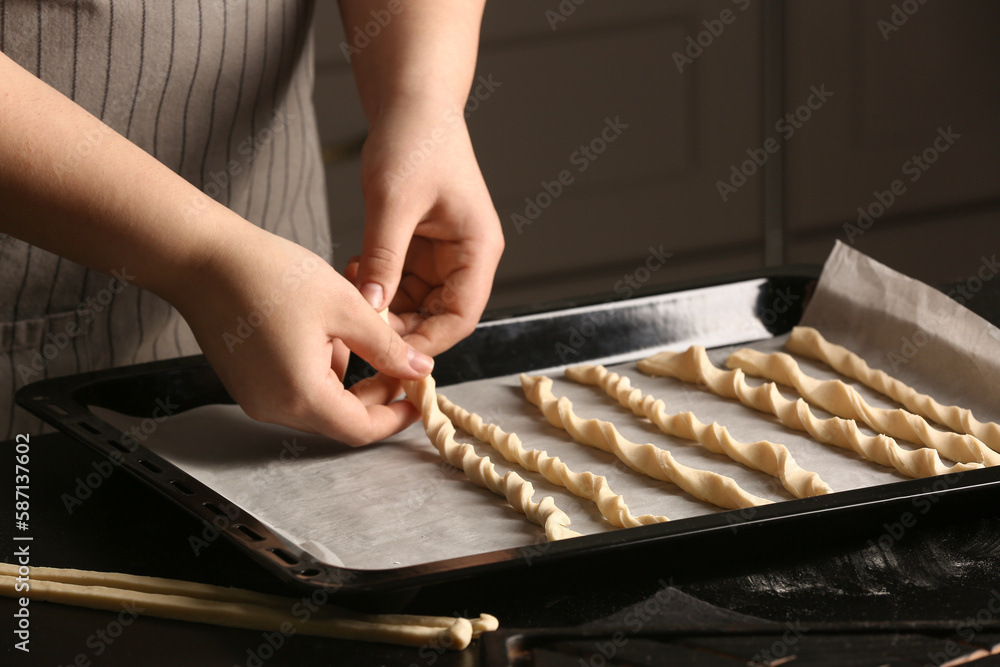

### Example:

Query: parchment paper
xmin=93 ymin=242 xmax=1000 ymax=570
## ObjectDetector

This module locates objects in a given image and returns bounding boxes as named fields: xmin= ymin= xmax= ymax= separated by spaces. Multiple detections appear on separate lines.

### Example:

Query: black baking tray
xmin=17 ymin=267 xmax=1000 ymax=603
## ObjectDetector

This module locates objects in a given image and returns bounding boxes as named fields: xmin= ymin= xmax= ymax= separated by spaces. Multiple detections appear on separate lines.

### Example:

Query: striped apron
xmin=0 ymin=0 xmax=332 ymax=439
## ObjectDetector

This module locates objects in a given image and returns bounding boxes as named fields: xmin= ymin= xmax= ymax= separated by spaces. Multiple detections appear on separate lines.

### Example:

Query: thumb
xmin=356 ymin=202 xmax=415 ymax=311
xmin=341 ymin=297 xmax=434 ymax=380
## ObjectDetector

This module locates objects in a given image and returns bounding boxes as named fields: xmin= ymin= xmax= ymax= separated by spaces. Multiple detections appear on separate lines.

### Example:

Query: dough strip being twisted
xmin=437 ymin=393 xmax=668 ymax=529
xmin=520 ymin=374 xmax=773 ymax=510
xmin=786 ymin=326 xmax=1000 ymax=455
xmin=565 ymin=364 xmax=832 ymax=498
xmin=726 ymin=346 xmax=1000 ymax=466
xmin=402 ymin=376 xmax=580 ymax=541
xmin=638 ymin=347 xmax=982 ymax=479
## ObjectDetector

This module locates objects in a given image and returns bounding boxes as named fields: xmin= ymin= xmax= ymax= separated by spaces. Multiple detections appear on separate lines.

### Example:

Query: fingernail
xmin=408 ymin=347 xmax=434 ymax=375
xmin=360 ymin=282 xmax=384 ymax=310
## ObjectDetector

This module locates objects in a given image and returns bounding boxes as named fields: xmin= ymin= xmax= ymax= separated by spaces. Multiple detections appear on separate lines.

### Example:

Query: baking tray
xmin=17 ymin=268 xmax=1000 ymax=602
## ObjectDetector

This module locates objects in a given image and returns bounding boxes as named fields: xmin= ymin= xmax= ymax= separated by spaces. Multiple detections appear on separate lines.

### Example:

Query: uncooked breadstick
xmin=786 ymin=326 xmax=1000 ymax=454
xmin=726 ymin=347 xmax=1000 ymax=466
xmin=402 ymin=376 xmax=581 ymax=541
xmin=437 ymin=393 xmax=669 ymax=528
xmin=638 ymin=347 xmax=982 ymax=479
xmin=0 ymin=563 xmax=498 ymax=637
xmin=565 ymin=364 xmax=832 ymax=498
xmin=520 ymin=374 xmax=773 ymax=510
xmin=0 ymin=565 xmax=498 ymax=648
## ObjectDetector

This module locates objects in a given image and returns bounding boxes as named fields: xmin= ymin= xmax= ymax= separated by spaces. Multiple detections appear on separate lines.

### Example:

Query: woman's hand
xmin=172 ymin=224 xmax=434 ymax=446
xmin=348 ymin=100 xmax=504 ymax=357
xmin=338 ymin=0 xmax=501 ymax=357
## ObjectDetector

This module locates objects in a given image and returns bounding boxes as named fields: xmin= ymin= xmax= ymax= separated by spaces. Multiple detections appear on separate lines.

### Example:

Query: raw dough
xmin=402 ymin=375 xmax=581 ymax=541
xmin=0 ymin=563 xmax=497 ymax=649
xmin=520 ymin=374 xmax=773 ymax=510
xmin=437 ymin=392 xmax=669 ymax=529
xmin=786 ymin=326 xmax=1000 ymax=455
xmin=566 ymin=364 xmax=832 ymax=498
xmin=726 ymin=347 xmax=999 ymax=467
xmin=638 ymin=347 xmax=982 ymax=479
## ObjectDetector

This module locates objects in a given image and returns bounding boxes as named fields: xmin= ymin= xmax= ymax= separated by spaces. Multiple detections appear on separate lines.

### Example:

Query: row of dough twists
xmin=402 ymin=376 xmax=581 ymax=541
xmin=726 ymin=344 xmax=999 ymax=466
xmin=637 ymin=347 xmax=982 ymax=479
xmin=565 ymin=364 xmax=832 ymax=498
xmin=785 ymin=326 xmax=1000 ymax=456
xmin=520 ymin=374 xmax=773 ymax=510
xmin=436 ymin=393 xmax=669 ymax=528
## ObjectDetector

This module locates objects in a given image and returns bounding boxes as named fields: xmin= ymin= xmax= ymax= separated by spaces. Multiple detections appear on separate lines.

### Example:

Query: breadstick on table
xmin=437 ymin=392 xmax=669 ymax=529
xmin=402 ymin=375 xmax=581 ymax=541
xmin=0 ymin=564 xmax=499 ymax=648
xmin=726 ymin=346 xmax=1000 ymax=466
xmin=520 ymin=374 xmax=773 ymax=510
xmin=565 ymin=364 xmax=832 ymax=498
xmin=0 ymin=563 xmax=498 ymax=636
xmin=786 ymin=326 xmax=1000 ymax=454
xmin=638 ymin=347 xmax=982 ymax=479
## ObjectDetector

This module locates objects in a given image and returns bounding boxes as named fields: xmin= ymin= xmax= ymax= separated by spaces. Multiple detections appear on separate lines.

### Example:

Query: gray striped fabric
xmin=0 ymin=0 xmax=332 ymax=439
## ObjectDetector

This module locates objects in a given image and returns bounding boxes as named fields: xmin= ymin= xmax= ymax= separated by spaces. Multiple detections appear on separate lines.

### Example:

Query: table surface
xmin=3 ymin=277 xmax=1000 ymax=667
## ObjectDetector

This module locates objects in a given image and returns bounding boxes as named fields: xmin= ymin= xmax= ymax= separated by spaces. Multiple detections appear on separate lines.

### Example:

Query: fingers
xmin=396 ymin=263 xmax=494 ymax=355
xmin=356 ymin=200 xmax=416 ymax=311
xmin=339 ymin=296 xmax=435 ymax=379
xmin=349 ymin=372 xmax=404 ymax=406
xmin=309 ymin=379 xmax=421 ymax=446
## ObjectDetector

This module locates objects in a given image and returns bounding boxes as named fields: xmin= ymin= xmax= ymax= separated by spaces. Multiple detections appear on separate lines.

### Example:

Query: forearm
xmin=0 ymin=51 xmax=253 ymax=305
xmin=338 ymin=0 xmax=487 ymax=122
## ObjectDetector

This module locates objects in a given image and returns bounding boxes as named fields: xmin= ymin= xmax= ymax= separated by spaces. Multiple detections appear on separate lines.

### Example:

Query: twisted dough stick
xmin=638 ymin=347 xmax=982 ymax=479
xmin=520 ymin=374 xmax=773 ymax=510
xmin=565 ymin=364 xmax=832 ymax=498
xmin=786 ymin=326 xmax=1000 ymax=454
xmin=401 ymin=376 xmax=581 ymax=541
xmin=726 ymin=347 xmax=1000 ymax=467
xmin=437 ymin=393 xmax=668 ymax=529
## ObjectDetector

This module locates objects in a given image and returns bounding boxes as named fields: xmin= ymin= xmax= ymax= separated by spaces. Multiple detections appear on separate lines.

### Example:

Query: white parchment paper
xmin=94 ymin=242 xmax=1000 ymax=570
